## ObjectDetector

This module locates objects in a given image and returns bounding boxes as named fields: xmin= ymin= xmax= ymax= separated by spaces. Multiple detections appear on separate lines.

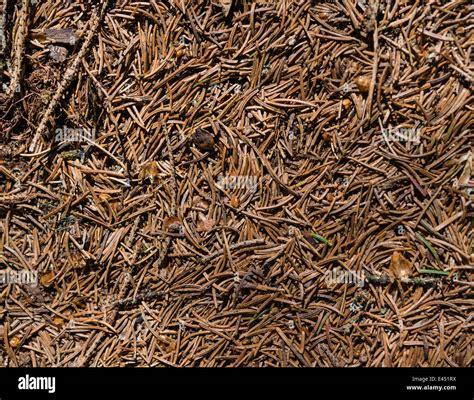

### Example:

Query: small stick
xmin=6 ymin=0 xmax=28 ymax=97
xmin=29 ymin=1 xmax=109 ymax=152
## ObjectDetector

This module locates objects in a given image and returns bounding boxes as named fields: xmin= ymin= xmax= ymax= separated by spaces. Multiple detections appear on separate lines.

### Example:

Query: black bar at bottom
xmin=0 ymin=368 xmax=472 ymax=399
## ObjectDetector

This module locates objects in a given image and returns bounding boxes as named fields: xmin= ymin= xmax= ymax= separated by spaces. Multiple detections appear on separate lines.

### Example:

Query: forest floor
xmin=0 ymin=0 xmax=472 ymax=367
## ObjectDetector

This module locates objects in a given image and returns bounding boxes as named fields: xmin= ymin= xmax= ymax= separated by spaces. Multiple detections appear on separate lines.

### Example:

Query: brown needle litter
xmin=0 ymin=0 xmax=471 ymax=368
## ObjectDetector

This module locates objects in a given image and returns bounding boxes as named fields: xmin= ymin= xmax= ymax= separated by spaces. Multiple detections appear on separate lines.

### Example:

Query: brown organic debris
xmin=389 ymin=251 xmax=413 ymax=282
xmin=40 ymin=271 xmax=55 ymax=288
xmin=196 ymin=217 xmax=215 ymax=233
xmin=0 ymin=0 xmax=471 ymax=370
xmin=9 ymin=335 xmax=21 ymax=348
xmin=163 ymin=216 xmax=182 ymax=233
xmin=32 ymin=28 xmax=78 ymax=46
xmin=48 ymin=45 xmax=68 ymax=63
xmin=193 ymin=128 xmax=215 ymax=153
xmin=139 ymin=161 xmax=160 ymax=183
xmin=355 ymin=75 xmax=371 ymax=93
xmin=52 ymin=317 xmax=65 ymax=327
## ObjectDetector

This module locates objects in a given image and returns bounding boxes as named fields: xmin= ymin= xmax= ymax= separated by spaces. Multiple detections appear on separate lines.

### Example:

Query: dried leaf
xmin=390 ymin=251 xmax=412 ymax=281
xmin=40 ymin=271 xmax=55 ymax=287
xmin=139 ymin=161 xmax=160 ymax=183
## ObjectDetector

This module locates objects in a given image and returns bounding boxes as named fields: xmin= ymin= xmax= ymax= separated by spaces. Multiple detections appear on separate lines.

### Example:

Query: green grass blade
xmin=416 ymin=232 xmax=439 ymax=262
xmin=419 ymin=269 xmax=449 ymax=276
xmin=310 ymin=231 xmax=332 ymax=247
